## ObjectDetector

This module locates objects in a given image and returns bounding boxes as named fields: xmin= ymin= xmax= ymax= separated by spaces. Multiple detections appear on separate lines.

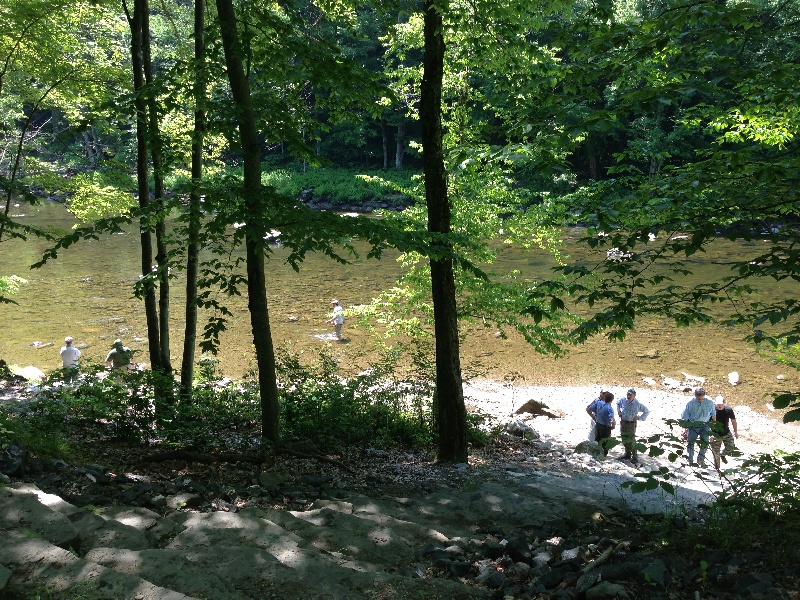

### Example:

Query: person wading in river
xmin=105 ymin=339 xmax=134 ymax=372
xmin=326 ymin=299 xmax=345 ymax=341
xmin=60 ymin=336 xmax=81 ymax=382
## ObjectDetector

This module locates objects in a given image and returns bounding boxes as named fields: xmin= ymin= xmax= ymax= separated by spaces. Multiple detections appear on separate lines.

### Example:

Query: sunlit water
xmin=1 ymin=202 xmax=797 ymax=416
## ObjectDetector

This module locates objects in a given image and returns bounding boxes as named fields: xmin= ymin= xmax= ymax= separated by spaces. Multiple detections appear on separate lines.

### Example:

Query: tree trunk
xmin=127 ymin=0 xmax=162 ymax=380
xmin=141 ymin=0 xmax=174 ymax=408
xmin=381 ymin=120 xmax=388 ymax=169
xmin=395 ymin=120 xmax=405 ymax=169
xmin=180 ymin=0 xmax=206 ymax=402
xmin=420 ymin=0 xmax=467 ymax=463
xmin=216 ymin=0 xmax=281 ymax=442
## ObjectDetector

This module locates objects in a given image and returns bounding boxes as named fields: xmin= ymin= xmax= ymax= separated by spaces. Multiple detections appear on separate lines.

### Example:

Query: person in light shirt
xmin=326 ymin=299 xmax=345 ymax=341
xmin=680 ymin=387 xmax=716 ymax=467
xmin=616 ymin=388 xmax=650 ymax=465
xmin=59 ymin=336 xmax=81 ymax=382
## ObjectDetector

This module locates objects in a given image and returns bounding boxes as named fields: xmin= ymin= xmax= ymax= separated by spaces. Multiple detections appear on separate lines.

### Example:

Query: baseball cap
xmin=627 ymin=388 xmax=636 ymax=395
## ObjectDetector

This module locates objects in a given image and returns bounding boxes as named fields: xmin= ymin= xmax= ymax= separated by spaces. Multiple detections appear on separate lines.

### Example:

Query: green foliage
xmin=30 ymin=364 xmax=158 ymax=442
xmin=275 ymin=345 xmax=435 ymax=450
xmin=164 ymin=379 xmax=262 ymax=451
xmin=0 ymin=274 xmax=27 ymax=303
xmin=0 ymin=407 xmax=72 ymax=461
xmin=65 ymin=169 xmax=137 ymax=221
xmin=621 ymin=426 xmax=800 ymax=551
xmin=262 ymin=167 xmax=416 ymax=205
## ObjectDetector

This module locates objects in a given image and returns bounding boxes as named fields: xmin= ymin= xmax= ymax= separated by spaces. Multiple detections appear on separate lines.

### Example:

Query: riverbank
xmin=2 ymin=374 xmax=799 ymax=599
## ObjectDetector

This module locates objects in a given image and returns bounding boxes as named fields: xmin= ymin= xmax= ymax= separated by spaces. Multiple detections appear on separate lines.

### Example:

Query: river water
xmin=1 ymin=202 xmax=797 ymax=416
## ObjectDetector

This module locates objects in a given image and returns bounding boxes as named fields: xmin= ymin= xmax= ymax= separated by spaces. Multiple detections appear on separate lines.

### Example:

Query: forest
xmin=2 ymin=0 xmax=799 ymax=446
xmin=1 ymin=2 xmax=800 ymax=591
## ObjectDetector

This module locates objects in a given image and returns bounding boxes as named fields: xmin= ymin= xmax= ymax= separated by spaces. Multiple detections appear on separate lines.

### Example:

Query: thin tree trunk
xmin=216 ymin=0 xmax=281 ymax=442
xmin=381 ymin=120 xmax=388 ymax=169
xmin=395 ymin=120 xmax=405 ymax=169
xmin=420 ymin=0 xmax=467 ymax=462
xmin=141 ymin=0 xmax=173 ymax=395
xmin=126 ymin=0 xmax=162 ymax=379
xmin=180 ymin=0 xmax=206 ymax=402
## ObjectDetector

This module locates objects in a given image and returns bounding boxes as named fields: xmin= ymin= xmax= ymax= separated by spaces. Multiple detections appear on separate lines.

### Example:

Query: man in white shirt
xmin=60 ymin=336 xmax=80 ymax=382
xmin=326 ymin=299 xmax=345 ymax=340
xmin=681 ymin=387 xmax=716 ymax=467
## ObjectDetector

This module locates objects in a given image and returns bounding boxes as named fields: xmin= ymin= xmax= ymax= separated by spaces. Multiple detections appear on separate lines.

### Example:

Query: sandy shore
xmin=464 ymin=380 xmax=800 ymax=457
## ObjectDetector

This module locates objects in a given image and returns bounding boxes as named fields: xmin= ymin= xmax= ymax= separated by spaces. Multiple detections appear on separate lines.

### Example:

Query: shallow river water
xmin=1 ymin=202 xmax=797 ymax=417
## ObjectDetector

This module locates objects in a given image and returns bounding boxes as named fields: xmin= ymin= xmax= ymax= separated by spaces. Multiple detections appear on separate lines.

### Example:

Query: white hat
xmin=715 ymin=395 xmax=725 ymax=403
xmin=114 ymin=339 xmax=123 ymax=345
xmin=331 ymin=299 xmax=339 ymax=305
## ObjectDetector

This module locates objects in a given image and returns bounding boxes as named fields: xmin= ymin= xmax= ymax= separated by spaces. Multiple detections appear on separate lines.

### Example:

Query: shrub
xmin=275 ymin=345 xmax=434 ymax=450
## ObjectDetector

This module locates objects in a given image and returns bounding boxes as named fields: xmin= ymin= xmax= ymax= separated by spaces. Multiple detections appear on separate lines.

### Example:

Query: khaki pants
xmin=711 ymin=433 xmax=737 ymax=469
xmin=620 ymin=420 xmax=638 ymax=459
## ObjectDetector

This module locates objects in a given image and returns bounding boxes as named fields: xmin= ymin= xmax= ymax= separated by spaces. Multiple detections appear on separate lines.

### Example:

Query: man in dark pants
xmin=593 ymin=392 xmax=616 ymax=456
xmin=711 ymin=395 xmax=738 ymax=470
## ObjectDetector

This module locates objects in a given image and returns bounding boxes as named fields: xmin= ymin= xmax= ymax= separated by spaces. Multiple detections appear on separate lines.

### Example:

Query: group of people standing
xmin=586 ymin=386 xmax=738 ymax=470
xmin=586 ymin=388 xmax=650 ymax=464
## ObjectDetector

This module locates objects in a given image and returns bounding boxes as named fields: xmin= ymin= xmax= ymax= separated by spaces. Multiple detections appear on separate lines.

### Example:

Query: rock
xmin=12 ymin=365 xmax=45 ymax=381
xmin=586 ymin=581 xmax=632 ymax=599
xmin=0 ymin=442 xmax=26 ymax=476
xmin=640 ymin=558 xmax=670 ymax=589
xmin=0 ymin=563 xmax=11 ymax=592
xmin=515 ymin=399 xmax=560 ymax=418
xmin=728 ymin=371 xmax=741 ymax=385
xmin=777 ymin=374 xmax=785 ymax=380
xmin=636 ymin=349 xmax=659 ymax=359
xmin=504 ymin=535 xmax=532 ymax=564
xmin=642 ymin=377 xmax=657 ymax=386
xmin=681 ymin=372 xmax=706 ymax=384
xmin=449 ymin=561 xmax=472 ymax=577
xmin=505 ymin=419 xmax=539 ymax=440
xmin=475 ymin=566 xmax=506 ymax=589
xmin=574 ymin=441 xmax=604 ymax=459
xmin=737 ymin=572 xmax=774 ymax=597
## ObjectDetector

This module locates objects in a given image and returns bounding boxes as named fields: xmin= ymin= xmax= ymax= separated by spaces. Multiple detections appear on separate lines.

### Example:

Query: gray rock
xmin=476 ymin=566 xmax=506 ymax=589
xmin=585 ymin=580 xmax=633 ymax=599
xmin=640 ymin=558 xmax=670 ymax=589
xmin=0 ymin=442 xmax=25 ymax=476
xmin=449 ymin=561 xmax=472 ymax=577
xmin=576 ymin=570 xmax=602 ymax=594
xmin=0 ymin=563 xmax=11 ymax=591
xmin=738 ymin=572 xmax=776 ymax=598
xmin=505 ymin=535 xmax=532 ymax=564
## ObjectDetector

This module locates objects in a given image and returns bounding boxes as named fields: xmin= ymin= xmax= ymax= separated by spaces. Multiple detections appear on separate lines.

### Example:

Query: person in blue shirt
xmin=585 ymin=390 xmax=607 ymax=442
xmin=680 ymin=387 xmax=716 ymax=467
xmin=590 ymin=392 xmax=616 ymax=456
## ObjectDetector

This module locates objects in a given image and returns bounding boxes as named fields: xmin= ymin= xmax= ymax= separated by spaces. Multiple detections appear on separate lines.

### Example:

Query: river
xmin=1 ymin=202 xmax=797 ymax=416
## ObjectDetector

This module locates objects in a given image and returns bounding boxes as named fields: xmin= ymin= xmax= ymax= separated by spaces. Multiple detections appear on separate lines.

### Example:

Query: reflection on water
xmin=0 ymin=202 xmax=797 ymax=416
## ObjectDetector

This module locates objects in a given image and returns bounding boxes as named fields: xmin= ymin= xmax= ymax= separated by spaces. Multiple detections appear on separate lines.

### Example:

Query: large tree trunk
xmin=420 ymin=0 xmax=467 ymax=463
xmin=180 ymin=0 xmax=206 ymax=402
xmin=216 ymin=0 xmax=281 ymax=442
xmin=127 ymin=0 xmax=162 ymax=379
xmin=141 ymin=0 xmax=173 ymax=409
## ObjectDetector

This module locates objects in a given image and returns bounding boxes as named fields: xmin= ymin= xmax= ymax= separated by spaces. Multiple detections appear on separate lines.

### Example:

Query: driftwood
xmin=580 ymin=540 xmax=627 ymax=575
